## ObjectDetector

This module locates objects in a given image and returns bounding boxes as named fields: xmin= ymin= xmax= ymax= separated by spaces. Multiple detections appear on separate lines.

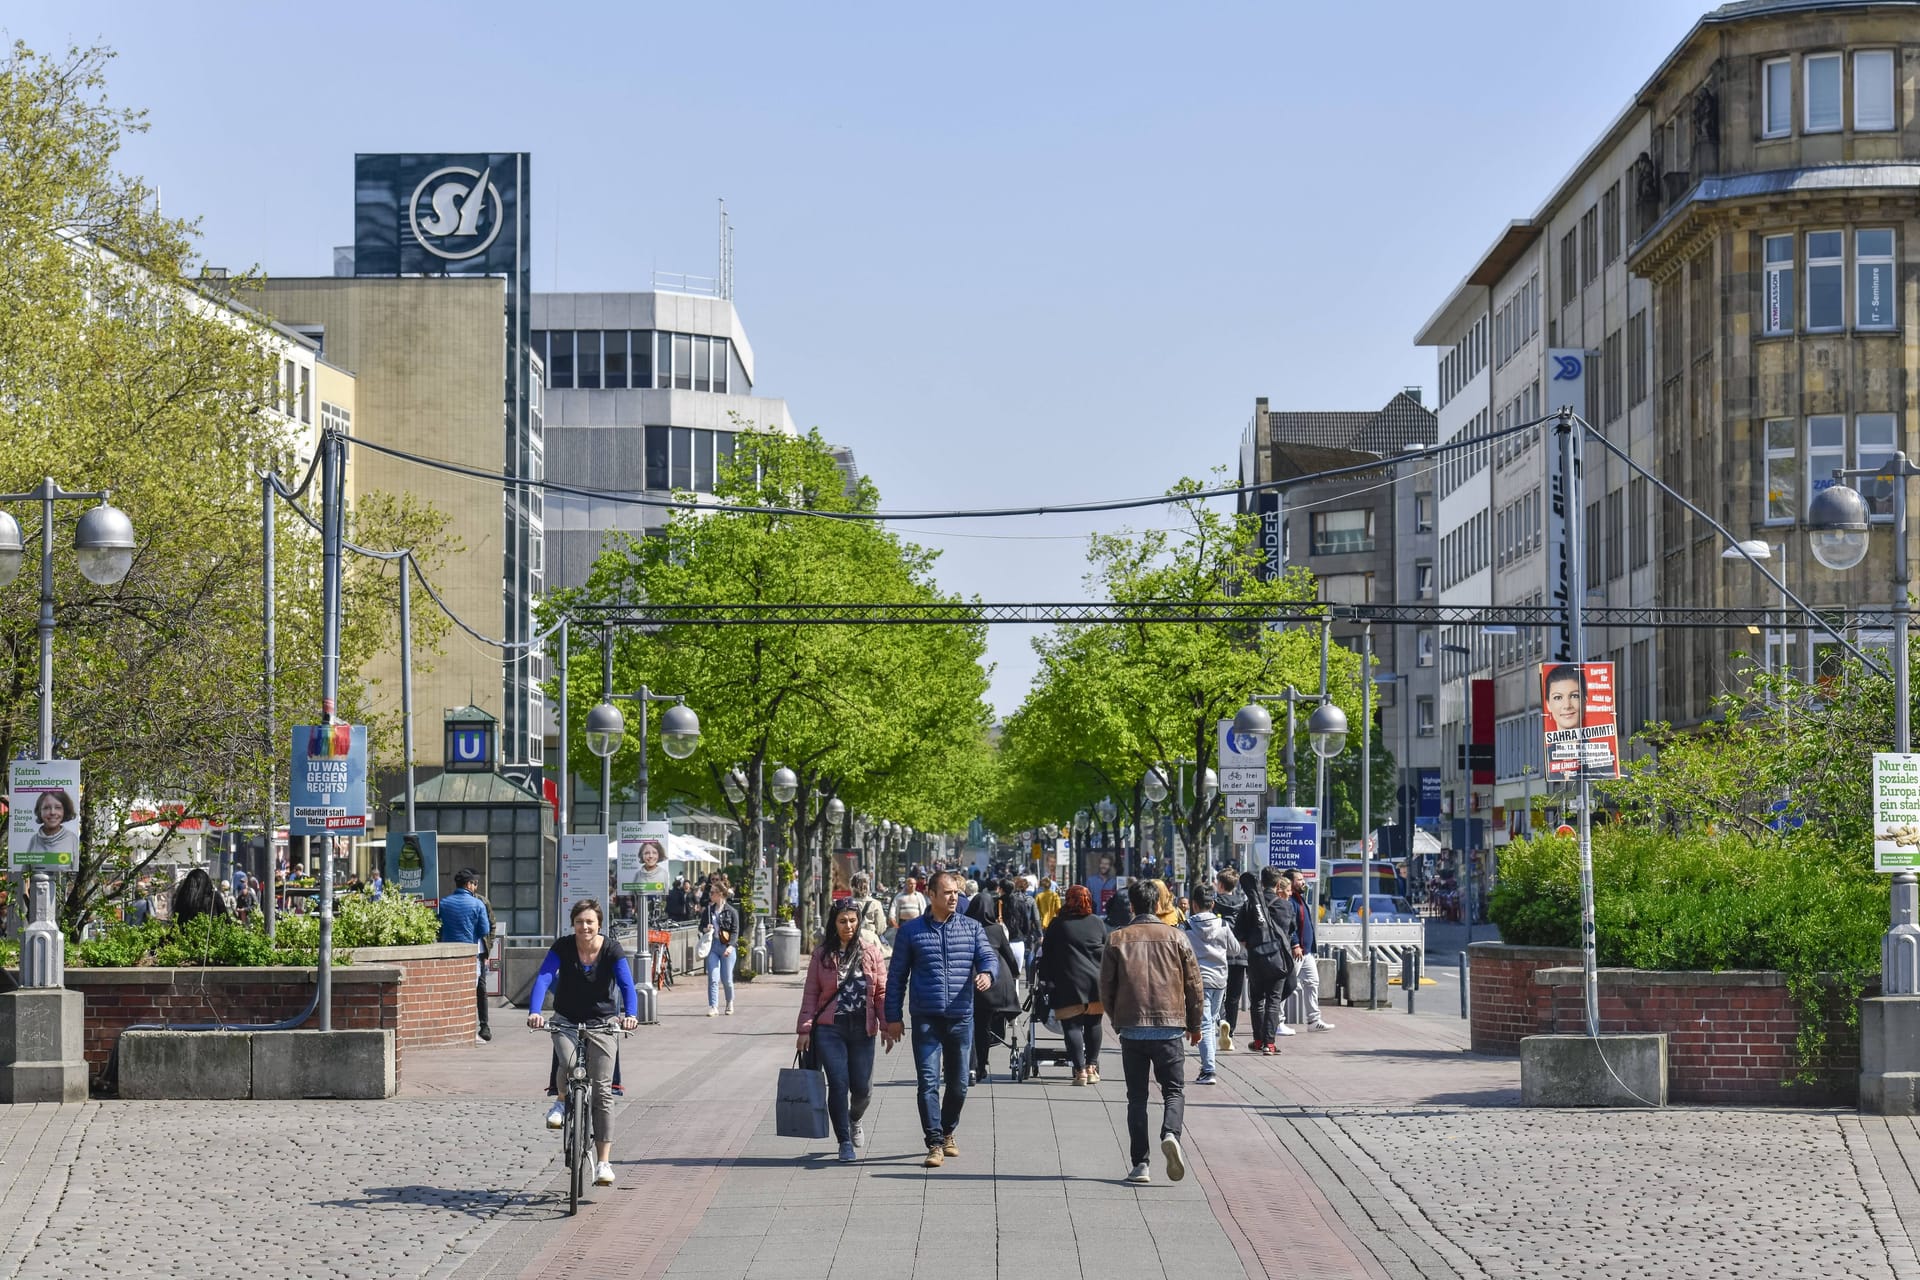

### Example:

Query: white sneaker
xmin=1275 ymin=1024 xmax=1297 ymax=1036
xmin=593 ymin=1161 xmax=615 ymax=1187
xmin=1309 ymin=1020 xmax=1336 ymax=1032
xmin=725 ymin=1001 xmax=735 ymax=1016
xmin=543 ymin=1100 xmax=566 ymax=1130
xmin=707 ymin=1007 xmax=718 ymax=1017
xmin=1125 ymin=1162 xmax=1151 ymax=1184
xmin=1161 ymin=1134 xmax=1186 ymax=1183
xmin=852 ymin=1122 xmax=866 ymax=1149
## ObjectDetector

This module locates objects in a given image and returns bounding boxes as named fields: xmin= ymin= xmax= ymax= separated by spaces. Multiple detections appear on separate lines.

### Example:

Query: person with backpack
xmin=1181 ymin=887 xmax=1234 ymax=1085
xmin=1231 ymin=867 xmax=1297 ymax=1054
xmin=1212 ymin=867 xmax=1249 ymax=1053
xmin=848 ymin=873 xmax=888 ymax=947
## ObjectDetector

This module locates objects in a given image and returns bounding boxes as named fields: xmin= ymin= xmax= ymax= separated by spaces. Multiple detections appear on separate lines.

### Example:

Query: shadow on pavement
xmin=312 ymin=1185 xmax=558 ymax=1221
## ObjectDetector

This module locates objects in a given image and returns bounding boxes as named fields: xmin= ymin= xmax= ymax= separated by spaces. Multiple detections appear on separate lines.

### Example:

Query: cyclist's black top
xmin=532 ymin=934 xmax=639 ymax=1021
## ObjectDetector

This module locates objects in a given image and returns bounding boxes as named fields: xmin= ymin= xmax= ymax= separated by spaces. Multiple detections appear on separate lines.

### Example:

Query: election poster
xmin=1540 ymin=662 xmax=1620 ymax=779
xmin=290 ymin=724 xmax=368 ymax=835
xmin=617 ymin=820 xmax=671 ymax=893
xmin=8 ymin=759 xmax=82 ymax=868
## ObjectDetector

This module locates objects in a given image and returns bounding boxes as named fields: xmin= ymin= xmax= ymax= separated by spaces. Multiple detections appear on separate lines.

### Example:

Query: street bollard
xmin=1459 ymin=951 xmax=1469 ymax=1020
xmin=1403 ymin=950 xmax=1416 ymax=1015
xmin=1368 ymin=951 xmax=1379 ymax=1008
xmin=1334 ymin=951 xmax=1351 ymax=1006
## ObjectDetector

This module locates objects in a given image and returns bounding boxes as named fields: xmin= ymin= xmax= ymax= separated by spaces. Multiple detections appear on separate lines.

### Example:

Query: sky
xmin=5 ymin=0 xmax=1706 ymax=717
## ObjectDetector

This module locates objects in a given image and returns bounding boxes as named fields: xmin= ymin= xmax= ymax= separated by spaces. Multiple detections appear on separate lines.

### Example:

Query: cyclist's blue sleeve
xmin=528 ymin=950 xmax=562 ymax=1012
xmin=612 ymin=956 xmax=639 ymax=1018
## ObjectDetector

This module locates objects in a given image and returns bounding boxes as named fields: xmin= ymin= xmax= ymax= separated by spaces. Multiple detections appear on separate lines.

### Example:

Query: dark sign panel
xmin=354 ymin=153 xmax=528 ymax=278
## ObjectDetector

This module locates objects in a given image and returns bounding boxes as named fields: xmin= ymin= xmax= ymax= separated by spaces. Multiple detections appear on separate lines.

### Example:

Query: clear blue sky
xmin=7 ymin=0 xmax=1704 ymax=716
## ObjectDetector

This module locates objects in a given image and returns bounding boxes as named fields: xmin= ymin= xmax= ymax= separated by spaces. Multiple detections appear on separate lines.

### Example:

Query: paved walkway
xmin=2 ymin=949 xmax=1919 ymax=1278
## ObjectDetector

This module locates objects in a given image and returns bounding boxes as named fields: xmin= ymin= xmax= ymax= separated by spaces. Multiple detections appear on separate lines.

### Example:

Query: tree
xmin=0 ymin=44 xmax=452 ymax=926
xmin=548 ymin=428 xmax=993 ymax=936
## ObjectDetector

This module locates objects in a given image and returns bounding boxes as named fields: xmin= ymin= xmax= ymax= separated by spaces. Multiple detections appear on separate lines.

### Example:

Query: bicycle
xmin=537 ymin=1015 xmax=617 ymax=1214
xmin=649 ymin=928 xmax=675 ymax=990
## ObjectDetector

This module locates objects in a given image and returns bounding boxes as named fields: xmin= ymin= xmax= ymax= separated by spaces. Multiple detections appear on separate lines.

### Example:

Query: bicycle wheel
xmin=570 ymin=1082 xmax=592 ymax=1210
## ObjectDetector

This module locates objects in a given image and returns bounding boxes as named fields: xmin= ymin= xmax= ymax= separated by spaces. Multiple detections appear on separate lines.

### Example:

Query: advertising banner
xmin=1872 ymin=753 xmax=1920 ymax=871
xmin=1540 ymin=662 xmax=1620 ymax=779
xmin=8 ymin=759 xmax=82 ymax=868
xmin=1418 ymin=769 xmax=1442 ymax=820
xmin=1545 ymin=348 xmax=1588 ymax=663
xmin=1054 ymin=839 xmax=1071 ymax=872
xmin=560 ymin=834 xmax=612 ymax=914
xmin=616 ymin=821 xmax=671 ymax=893
xmin=1266 ymin=806 xmax=1318 ymax=878
xmin=384 ymin=830 xmax=439 ymax=901
xmin=290 ymin=725 xmax=368 ymax=836
xmin=1218 ymin=718 xmax=1270 ymax=794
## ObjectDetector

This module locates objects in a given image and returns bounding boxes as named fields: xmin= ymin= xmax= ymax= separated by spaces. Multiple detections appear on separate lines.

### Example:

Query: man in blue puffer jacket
xmin=884 ymin=869 xmax=998 ymax=1167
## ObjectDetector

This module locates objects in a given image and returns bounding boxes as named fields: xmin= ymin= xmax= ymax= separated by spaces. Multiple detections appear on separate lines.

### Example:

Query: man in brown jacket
xmin=1099 ymin=879 xmax=1205 ymax=1185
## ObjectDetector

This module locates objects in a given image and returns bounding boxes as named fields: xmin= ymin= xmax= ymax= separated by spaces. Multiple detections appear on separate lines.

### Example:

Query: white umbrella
xmin=668 ymin=833 xmax=721 ymax=864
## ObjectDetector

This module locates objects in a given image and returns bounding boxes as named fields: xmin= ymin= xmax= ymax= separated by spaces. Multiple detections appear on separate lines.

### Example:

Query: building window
xmin=1415 ymin=561 xmax=1435 ymax=600
xmin=1602 ymin=182 xmax=1621 ymax=264
xmin=1858 ymin=413 xmax=1899 ymax=520
xmin=1560 ymin=228 xmax=1577 ymax=301
xmin=1318 ymin=572 xmax=1374 ymax=605
xmin=1857 ymin=229 xmax=1895 ymax=330
xmin=1762 ymin=57 xmax=1792 ymax=137
xmin=1416 ymin=696 xmax=1436 ymax=737
xmin=693 ymin=335 xmax=712 ymax=393
xmin=1605 ymin=488 xmax=1624 ymax=581
xmin=672 ymin=334 xmax=693 ymax=390
xmin=1585 ymin=500 xmax=1602 ymax=585
xmin=575 ymin=330 xmax=602 ymax=390
xmin=1763 ymin=418 xmax=1797 ymax=524
xmin=1629 ymin=476 xmax=1649 ymax=569
xmin=602 ymin=331 xmax=627 ymax=389
xmin=1579 ymin=206 xmax=1599 ymax=287
xmin=1417 ymin=630 xmax=1435 ymax=668
xmin=1602 ymin=328 xmax=1623 ymax=423
xmin=1809 ymin=415 xmax=1846 ymax=515
xmin=548 ymin=332 xmax=574 ymax=388
xmin=1762 ymin=235 xmax=1795 ymax=335
xmin=298 ymin=365 xmax=310 ymax=424
xmin=630 ymin=330 xmax=653 ymax=387
xmin=1806 ymin=231 xmax=1843 ymax=331
xmin=656 ymin=332 xmax=673 ymax=389
xmin=1805 ymin=52 xmax=1842 ymax=133
xmin=645 ymin=425 xmax=669 ymax=490
xmin=1310 ymin=509 xmax=1374 ymax=555
xmin=1627 ymin=309 xmax=1649 ymax=405
xmin=1415 ymin=492 xmax=1434 ymax=533
xmin=1855 ymin=50 xmax=1896 ymax=131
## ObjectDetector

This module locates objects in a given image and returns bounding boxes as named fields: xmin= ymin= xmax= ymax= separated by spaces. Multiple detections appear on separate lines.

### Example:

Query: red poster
xmin=1540 ymin=662 xmax=1620 ymax=779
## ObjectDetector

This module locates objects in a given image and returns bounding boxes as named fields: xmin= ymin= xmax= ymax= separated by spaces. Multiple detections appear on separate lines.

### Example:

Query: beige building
xmin=255 ymin=276 xmax=519 ymax=770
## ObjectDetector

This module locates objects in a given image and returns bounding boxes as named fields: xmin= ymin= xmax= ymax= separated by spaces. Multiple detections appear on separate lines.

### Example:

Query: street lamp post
xmin=1233 ymin=691 xmax=1347 ymax=900
xmin=584 ymin=686 xmax=700 ymax=1024
xmin=0 ymin=481 xmax=136 ymax=989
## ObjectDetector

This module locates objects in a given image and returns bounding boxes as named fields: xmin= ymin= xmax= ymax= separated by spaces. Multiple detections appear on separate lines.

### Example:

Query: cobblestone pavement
xmin=5 ymin=963 xmax=1920 ymax=1279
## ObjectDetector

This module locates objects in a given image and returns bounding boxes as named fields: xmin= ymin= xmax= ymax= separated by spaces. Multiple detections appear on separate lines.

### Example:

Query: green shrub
xmin=0 ymin=938 xmax=17 ymax=968
xmin=69 ymin=891 xmax=437 ymax=968
xmin=1490 ymin=827 xmax=1886 ymax=1079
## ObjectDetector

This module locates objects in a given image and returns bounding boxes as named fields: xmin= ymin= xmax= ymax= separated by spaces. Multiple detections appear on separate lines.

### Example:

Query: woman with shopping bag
xmin=794 ymin=900 xmax=888 ymax=1161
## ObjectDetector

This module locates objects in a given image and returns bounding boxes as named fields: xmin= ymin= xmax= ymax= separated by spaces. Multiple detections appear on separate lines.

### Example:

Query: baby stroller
xmin=1012 ymin=977 xmax=1074 ymax=1081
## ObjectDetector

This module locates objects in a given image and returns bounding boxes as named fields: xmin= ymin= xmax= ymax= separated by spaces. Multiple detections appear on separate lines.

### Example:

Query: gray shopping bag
xmin=775 ymin=1055 xmax=829 ymax=1139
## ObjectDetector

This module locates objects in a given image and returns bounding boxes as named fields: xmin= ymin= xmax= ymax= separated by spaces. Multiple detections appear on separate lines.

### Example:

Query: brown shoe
xmin=924 ymin=1145 xmax=944 ymax=1168
xmin=1072 ymin=1070 xmax=1088 ymax=1086
xmin=942 ymin=1135 xmax=959 ymax=1157
xmin=1087 ymin=1067 xmax=1101 ymax=1084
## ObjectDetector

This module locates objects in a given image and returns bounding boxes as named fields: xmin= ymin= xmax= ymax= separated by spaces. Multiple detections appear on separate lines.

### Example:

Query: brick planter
xmin=66 ymin=941 xmax=479 ymax=1088
xmin=1467 ymin=943 xmax=1580 ymax=1055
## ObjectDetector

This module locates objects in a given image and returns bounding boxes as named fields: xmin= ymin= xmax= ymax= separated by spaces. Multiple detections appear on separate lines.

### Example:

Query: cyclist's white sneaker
xmin=544 ymin=1100 xmax=566 ymax=1129
xmin=593 ymin=1161 xmax=615 ymax=1186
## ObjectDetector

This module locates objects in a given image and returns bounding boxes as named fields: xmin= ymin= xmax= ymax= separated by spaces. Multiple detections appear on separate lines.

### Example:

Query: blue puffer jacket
xmin=437 ymin=888 xmax=492 ymax=947
xmin=884 ymin=911 xmax=998 ymax=1022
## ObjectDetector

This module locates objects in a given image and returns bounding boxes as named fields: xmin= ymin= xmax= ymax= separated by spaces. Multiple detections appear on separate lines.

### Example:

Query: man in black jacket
xmin=999 ymin=877 xmax=1042 ymax=965
xmin=1231 ymin=867 xmax=1297 ymax=1054
xmin=1212 ymin=867 xmax=1248 ymax=1052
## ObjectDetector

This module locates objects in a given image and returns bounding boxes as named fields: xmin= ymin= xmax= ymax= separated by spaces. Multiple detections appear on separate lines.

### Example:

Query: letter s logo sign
xmin=409 ymin=166 xmax=503 ymax=261
xmin=1553 ymin=355 xmax=1583 ymax=381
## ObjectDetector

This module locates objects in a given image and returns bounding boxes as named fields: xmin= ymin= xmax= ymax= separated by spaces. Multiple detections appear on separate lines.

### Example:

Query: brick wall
xmin=68 ymin=943 xmax=479 ymax=1090
xmin=1467 ymin=943 xmax=1580 ymax=1055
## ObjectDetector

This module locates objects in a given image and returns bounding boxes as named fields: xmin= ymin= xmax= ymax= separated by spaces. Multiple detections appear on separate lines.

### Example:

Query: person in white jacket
xmin=1180 ymin=886 xmax=1237 ymax=1085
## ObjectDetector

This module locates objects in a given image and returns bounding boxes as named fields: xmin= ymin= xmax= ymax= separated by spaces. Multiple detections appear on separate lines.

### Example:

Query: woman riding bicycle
xmin=527 ymin=898 xmax=639 ymax=1189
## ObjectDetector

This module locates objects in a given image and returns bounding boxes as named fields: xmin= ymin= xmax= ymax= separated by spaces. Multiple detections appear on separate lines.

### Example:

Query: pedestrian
xmin=437 ymin=868 xmax=495 ymax=1042
xmin=1232 ymin=868 xmax=1297 ymax=1055
xmin=848 ymin=873 xmax=888 ymax=947
xmin=1285 ymin=869 xmax=1334 ymax=1032
xmin=890 ymin=876 xmax=927 ymax=929
xmin=1104 ymin=878 xmax=1134 ymax=929
xmin=526 ymin=897 xmax=640 ymax=1189
xmin=665 ymin=876 xmax=689 ymax=923
xmin=1151 ymin=880 xmax=1184 ymax=928
xmin=1034 ymin=877 xmax=1062 ymax=929
xmin=797 ymin=900 xmax=889 ymax=1161
xmin=1181 ymin=887 xmax=1233 ymax=1085
xmin=699 ymin=879 xmax=740 ymax=1016
xmin=1099 ymin=880 xmax=1204 ymax=1185
xmin=1213 ymin=868 xmax=1248 ymax=1053
xmin=999 ymin=876 xmax=1042 ymax=972
xmin=963 ymin=888 xmax=1022 ymax=1083
xmin=882 ymin=869 xmax=998 ymax=1168
xmin=1038 ymin=884 xmax=1108 ymax=1085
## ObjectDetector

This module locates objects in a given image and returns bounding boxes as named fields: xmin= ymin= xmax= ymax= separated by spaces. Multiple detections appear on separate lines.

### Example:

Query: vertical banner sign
xmin=1872 ymin=754 xmax=1920 ymax=871
xmin=1540 ymin=662 xmax=1620 ymax=779
xmin=1545 ymin=348 xmax=1588 ymax=663
xmin=289 ymin=725 xmax=368 ymax=835
xmin=752 ymin=865 xmax=774 ymax=913
xmin=8 ymin=760 xmax=82 ymax=868
xmin=1266 ymin=806 xmax=1319 ymax=877
xmin=1054 ymin=839 xmax=1071 ymax=872
xmin=1218 ymin=718 xmax=1270 ymax=794
xmin=617 ymin=820 xmax=671 ymax=893
xmin=560 ymin=834 xmax=612 ymax=913
xmin=384 ymin=830 xmax=439 ymax=900
xmin=1256 ymin=491 xmax=1284 ymax=581
xmin=1418 ymin=769 xmax=1442 ymax=820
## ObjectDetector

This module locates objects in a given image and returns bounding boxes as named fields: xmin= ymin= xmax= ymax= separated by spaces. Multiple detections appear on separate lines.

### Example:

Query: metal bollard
xmin=1403 ymin=950 xmax=1416 ymax=1015
xmin=1459 ymin=951 xmax=1469 ymax=1020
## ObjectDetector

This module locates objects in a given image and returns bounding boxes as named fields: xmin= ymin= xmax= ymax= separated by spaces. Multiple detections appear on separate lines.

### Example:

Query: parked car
xmin=1337 ymin=894 xmax=1417 ymax=923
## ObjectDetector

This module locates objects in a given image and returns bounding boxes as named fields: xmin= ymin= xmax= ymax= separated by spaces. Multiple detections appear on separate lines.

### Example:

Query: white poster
xmin=560 ymin=834 xmax=611 ymax=914
xmin=8 ymin=759 xmax=82 ymax=868
xmin=617 ymin=820 xmax=670 ymax=893
xmin=1873 ymin=753 xmax=1920 ymax=872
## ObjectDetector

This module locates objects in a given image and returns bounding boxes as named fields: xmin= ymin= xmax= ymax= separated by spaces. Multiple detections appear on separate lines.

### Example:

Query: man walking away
xmin=884 ymin=870 xmax=998 ymax=1168
xmin=1181 ymin=887 xmax=1233 ymax=1085
xmin=1286 ymin=869 xmax=1334 ymax=1031
xmin=849 ymin=873 xmax=888 ymax=947
xmin=438 ymin=868 xmax=494 ymax=1042
xmin=1213 ymin=868 xmax=1247 ymax=1053
xmin=1100 ymin=880 xmax=1204 ymax=1185
xmin=1000 ymin=876 xmax=1042 ymax=973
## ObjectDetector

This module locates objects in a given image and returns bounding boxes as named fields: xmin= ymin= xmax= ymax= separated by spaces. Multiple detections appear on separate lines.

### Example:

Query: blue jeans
xmin=910 ymin=1013 xmax=972 ymax=1147
xmin=813 ymin=1017 xmax=875 ymax=1144
xmin=706 ymin=942 xmax=736 ymax=1008
xmin=1197 ymin=986 xmax=1225 ymax=1077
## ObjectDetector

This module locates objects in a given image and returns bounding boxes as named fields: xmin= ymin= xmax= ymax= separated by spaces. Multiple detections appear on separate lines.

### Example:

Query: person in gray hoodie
xmin=1180 ymin=887 xmax=1234 ymax=1085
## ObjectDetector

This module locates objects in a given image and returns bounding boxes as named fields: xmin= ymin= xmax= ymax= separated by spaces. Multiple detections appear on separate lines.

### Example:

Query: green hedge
xmin=1489 ymin=828 xmax=1886 ymax=1077
xmin=71 ymin=892 xmax=441 ymax=968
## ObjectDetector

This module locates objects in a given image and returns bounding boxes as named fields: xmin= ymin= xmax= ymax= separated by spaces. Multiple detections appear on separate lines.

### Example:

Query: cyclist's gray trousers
xmin=551 ymin=1024 xmax=619 ymax=1144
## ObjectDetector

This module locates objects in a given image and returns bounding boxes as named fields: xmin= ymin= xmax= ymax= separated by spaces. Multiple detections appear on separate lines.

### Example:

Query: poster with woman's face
xmin=1539 ymin=662 xmax=1620 ymax=779
xmin=617 ymin=822 xmax=672 ymax=892
xmin=8 ymin=760 xmax=82 ymax=866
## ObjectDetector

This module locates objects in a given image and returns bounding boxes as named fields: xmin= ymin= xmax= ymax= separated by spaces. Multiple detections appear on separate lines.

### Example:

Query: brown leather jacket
xmin=1097 ymin=914 xmax=1204 ymax=1035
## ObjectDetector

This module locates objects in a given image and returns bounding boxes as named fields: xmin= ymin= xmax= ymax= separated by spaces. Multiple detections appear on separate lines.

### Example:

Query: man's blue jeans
xmin=909 ymin=1013 xmax=972 ymax=1147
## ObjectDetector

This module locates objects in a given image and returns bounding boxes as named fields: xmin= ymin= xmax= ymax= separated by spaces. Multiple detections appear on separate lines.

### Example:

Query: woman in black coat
xmin=1038 ymin=885 xmax=1109 ymax=1085
xmin=1232 ymin=867 xmax=1298 ymax=1055
xmin=965 ymin=889 xmax=1022 ymax=1083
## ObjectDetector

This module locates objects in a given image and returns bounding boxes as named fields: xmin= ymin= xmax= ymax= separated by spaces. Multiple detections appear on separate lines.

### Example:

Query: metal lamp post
xmin=1808 ymin=469 xmax=1920 ymax=999
xmin=584 ymin=687 xmax=699 ymax=1023
xmin=0 ymin=483 xmax=136 ymax=990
